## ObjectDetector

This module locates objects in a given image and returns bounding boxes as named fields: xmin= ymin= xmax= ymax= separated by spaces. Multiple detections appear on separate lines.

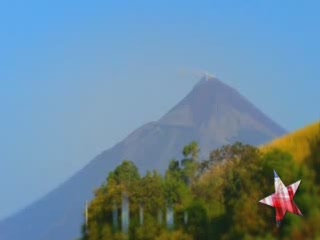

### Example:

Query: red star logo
xmin=259 ymin=170 xmax=303 ymax=227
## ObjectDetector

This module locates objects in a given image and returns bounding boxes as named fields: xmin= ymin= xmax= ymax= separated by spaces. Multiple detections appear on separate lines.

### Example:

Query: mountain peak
xmin=193 ymin=74 xmax=233 ymax=94
xmin=160 ymin=76 xmax=237 ymax=127
xmin=195 ymin=73 xmax=220 ymax=85
xmin=160 ymin=76 xmax=286 ymax=138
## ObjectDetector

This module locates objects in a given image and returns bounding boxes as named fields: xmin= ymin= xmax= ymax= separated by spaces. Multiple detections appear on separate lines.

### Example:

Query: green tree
xmin=182 ymin=141 xmax=200 ymax=162
xmin=181 ymin=142 xmax=201 ymax=186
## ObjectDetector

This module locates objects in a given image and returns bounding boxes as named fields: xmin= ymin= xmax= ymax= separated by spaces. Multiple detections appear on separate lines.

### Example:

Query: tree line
xmin=79 ymin=133 xmax=320 ymax=240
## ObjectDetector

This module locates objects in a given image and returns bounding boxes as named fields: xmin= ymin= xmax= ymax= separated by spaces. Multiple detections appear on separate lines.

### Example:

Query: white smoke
xmin=178 ymin=68 xmax=217 ymax=80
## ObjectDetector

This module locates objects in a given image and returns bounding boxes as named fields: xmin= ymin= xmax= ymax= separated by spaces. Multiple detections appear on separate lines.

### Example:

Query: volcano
xmin=0 ymin=76 xmax=286 ymax=240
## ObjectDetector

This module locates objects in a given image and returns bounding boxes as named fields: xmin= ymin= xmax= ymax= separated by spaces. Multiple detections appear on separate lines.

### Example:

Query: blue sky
xmin=0 ymin=1 xmax=319 ymax=219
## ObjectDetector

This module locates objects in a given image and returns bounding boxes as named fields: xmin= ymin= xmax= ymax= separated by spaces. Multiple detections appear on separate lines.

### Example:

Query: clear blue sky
xmin=0 ymin=1 xmax=319 ymax=219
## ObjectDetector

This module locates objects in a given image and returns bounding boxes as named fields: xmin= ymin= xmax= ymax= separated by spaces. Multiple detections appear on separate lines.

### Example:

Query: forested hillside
xmin=79 ymin=123 xmax=320 ymax=240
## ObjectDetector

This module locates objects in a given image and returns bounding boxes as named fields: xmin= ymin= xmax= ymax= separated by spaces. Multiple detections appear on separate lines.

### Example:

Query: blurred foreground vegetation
xmin=79 ymin=123 xmax=320 ymax=240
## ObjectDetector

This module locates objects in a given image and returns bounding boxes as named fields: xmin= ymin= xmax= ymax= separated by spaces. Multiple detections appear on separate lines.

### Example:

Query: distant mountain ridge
xmin=0 ymin=76 xmax=286 ymax=240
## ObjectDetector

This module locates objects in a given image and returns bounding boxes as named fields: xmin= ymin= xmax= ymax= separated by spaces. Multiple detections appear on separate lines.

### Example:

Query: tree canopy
xmin=80 ymin=133 xmax=320 ymax=240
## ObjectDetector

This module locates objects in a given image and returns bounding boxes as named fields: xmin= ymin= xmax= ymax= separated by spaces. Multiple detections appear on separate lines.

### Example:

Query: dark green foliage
xmin=81 ymin=140 xmax=320 ymax=240
xmin=185 ymin=201 xmax=210 ymax=240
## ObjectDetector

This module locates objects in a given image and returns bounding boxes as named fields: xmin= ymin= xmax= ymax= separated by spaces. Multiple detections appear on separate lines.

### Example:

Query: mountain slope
xmin=262 ymin=121 xmax=320 ymax=163
xmin=0 ymin=76 xmax=286 ymax=240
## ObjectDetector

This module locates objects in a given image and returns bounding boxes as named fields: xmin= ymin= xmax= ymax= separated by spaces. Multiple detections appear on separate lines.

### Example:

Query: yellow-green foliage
xmin=262 ymin=121 xmax=320 ymax=163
